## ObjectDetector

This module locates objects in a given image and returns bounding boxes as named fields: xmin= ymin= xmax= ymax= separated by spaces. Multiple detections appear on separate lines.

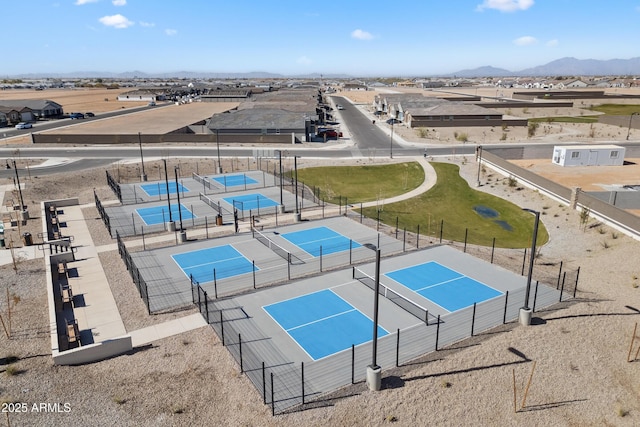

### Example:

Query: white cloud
xmin=513 ymin=36 xmax=537 ymax=46
xmin=351 ymin=29 xmax=374 ymax=40
xmin=165 ymin=29 xmax=178 ymax=36
xmin=112 ymin=0 xmax=127 ymax=5
xmin=477 ymin=0 xmax=534 ymax=12
xmin=75 ymin=0 xmax=99 ymax=5
xmin=99 ymin=14 xmax=134 ymax=29
xmin=139 ymin=21 xmax=155 ymax=27
xmin=297 ymin=56 xmax=312 ymax=65
xmin=546 ymin=39 xmax=559 ymax=47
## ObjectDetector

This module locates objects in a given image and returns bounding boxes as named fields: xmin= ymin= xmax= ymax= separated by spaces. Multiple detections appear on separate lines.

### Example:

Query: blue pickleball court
xmin=223 ymin=193 xmax=279 ymax=211
xmin=263 ymin=289 xmax=387 ymax=360
xmin=385 ymin=261 xmax=502 ymax=312
xmin=136 ymin=204 xmax=195 ymax=226
xmin=172 ymin=244 xmax=257 ymax=283
xmin=211 ymin=174 xmax=258 ymax=187
xmin=140 ymin=182 xmax=189 ymax=197
xmin=280 ymin=226 xmax=361 ymax=257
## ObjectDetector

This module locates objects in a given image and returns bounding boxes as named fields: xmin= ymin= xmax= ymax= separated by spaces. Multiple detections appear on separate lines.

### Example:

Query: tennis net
xmin=353 ymin=267 xmax=431 ymax=324
xmin=253 ymin=227 xmax=292 ymax=263
xmin=199 ymin=193 xmax=221 ymax=214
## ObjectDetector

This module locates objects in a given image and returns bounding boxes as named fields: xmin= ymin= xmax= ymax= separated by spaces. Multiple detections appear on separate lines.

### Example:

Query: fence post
xmin=351 ymin=344 xmax=355 ymax=384
xmin=287 ymin=253 xmax=291 ymax=280
xmin=239 ymin=333 xmax=243 ymax=373
xmin=360 ymin=203 xmax=363 ymax=223
xmin=349 ymin=239 xmax=353 ymax=265
xmin=471 ymin=302 xmax=477 ymax=336
xmin=403 ymin=227 xmax=406 ymax=252
xmin=271 ymin=373 xmax=275 ymax=416
xmin=205 ymin=216 xmax=209 ymax=239
xmin=319 ymin=245 xmax=323 ymax=272
xmin=503 ymin=291 xmax=509 ymax=324
xmin=491 ymin=237 xmax=496 ymax=264
xmin=395 ymin=216 xmax=399 ymax=238
xmin=262 ymin=362 xmax=266 ymax=404
xmin=220 ymin=310 xmax=225 ymax=346
xmin=416 ymin=224 xmax=420 ymax=249
xmin=253 ymin=260 xmax=256 ymax=289
xmin=559 ymin=273 xmax=566 ymax=302
xmin=464 ymin=228 xmax=468 ymax=253
xmin=435 ymin=315 xmax=441 ymax=351
xmin=204 ymin=290 xmax=209 ymax=324
xmin=573 ymin=267 xmax=581 ymax=297
xmin=396 ymin=328 xmax=400 ymax=367
xmin=556 ymin=261 xmax=563 ymax=289
xmin=214 ymin=269 xmax=218 ymax=299
xmin=301 ymin=362 xmax=305 ymax=405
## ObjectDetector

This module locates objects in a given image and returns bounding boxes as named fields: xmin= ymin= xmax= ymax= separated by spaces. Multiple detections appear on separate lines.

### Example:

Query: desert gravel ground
xmin=1 ymin=154 xmax=640 ymax=427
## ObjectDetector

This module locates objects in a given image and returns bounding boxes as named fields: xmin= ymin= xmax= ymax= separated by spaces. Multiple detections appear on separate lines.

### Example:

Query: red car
xmin=317 ymin=129 xmax=342 ymax=138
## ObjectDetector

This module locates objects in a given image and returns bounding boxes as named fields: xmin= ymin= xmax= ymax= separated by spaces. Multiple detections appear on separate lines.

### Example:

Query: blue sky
xmin=4 ymin=0 xmax=640 ymax=77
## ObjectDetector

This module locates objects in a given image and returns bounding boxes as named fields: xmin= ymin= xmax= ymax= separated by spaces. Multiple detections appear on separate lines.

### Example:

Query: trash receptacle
xmin=216 ymin=214 xmax=223 ymax=226
xmin=22 ymin=232 xmax=33 ymax=246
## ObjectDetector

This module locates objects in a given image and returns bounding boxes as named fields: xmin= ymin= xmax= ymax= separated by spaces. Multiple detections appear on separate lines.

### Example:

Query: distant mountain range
xmin=7 ymin=57 xmax=640 ymax=80
xmin=450 ymin=57 xmax=640 ymax=78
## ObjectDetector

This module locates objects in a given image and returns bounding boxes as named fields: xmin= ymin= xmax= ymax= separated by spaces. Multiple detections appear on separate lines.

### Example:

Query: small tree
xmin=580 ymin=207 xmax=591 ymax=231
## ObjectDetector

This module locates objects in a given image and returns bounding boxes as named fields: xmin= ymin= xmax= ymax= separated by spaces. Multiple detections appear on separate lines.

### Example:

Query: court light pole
xmin=389 ymin=121 xmax=394 ymax=159
xmin=174 ymin=166 xmax=187 ymax=242
xmin=294 ymin=156 xmax=301 ymax=222
xmin=162 ymin=159 xmax=173 ymax=225
xmin=627 ymin=112 xmax=639 ymax=140
xmin=215 ymin=128 xmax=222 ymax=173
xmin=476 ymin=145 xmax=483 ymax=187
xmin=520 ymin=208 xmax=540 ymax=326
xmin=364 ymin=243 xmax=382 ymax=391
xmin=138 ymin=132 xmax=147 ymax=181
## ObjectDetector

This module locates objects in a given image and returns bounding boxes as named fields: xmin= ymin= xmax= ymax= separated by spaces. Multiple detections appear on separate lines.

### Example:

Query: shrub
xmin=455 ymin=132 xmax=469 ymax=143
xmin=527 ymin=122 xmax=539 ymax=137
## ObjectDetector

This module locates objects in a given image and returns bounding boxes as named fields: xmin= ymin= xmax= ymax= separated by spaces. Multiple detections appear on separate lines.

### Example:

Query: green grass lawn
xmin=357 ymin=162 xmax=549 ymax=248
xmin=295 ymin=161 xmax=548 ymax=248
xmin=295 ymin=162 xmax=424 ymax=204
xmin=588 ymin=104 xmax=640 ymax=115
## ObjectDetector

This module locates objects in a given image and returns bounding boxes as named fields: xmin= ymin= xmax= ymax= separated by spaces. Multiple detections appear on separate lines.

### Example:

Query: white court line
xmin=286 ymin=308 xmax=357 ymax=332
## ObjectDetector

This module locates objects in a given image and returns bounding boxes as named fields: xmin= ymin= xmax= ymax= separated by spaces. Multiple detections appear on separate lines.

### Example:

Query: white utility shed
xmin=552 ymin=145 xmax=625 ymax=167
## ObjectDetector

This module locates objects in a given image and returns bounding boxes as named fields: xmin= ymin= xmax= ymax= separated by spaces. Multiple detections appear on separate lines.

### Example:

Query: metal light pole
xmin=364 ymin=243 xmax=382 ymax=391
xmin=162 ymin=159 xmax=173 ymax=224
xmin=390 ymin=121 xmax=394 ymax=159
xmin=294 ymin=156 xmax=301 ymax=221
xmin=174 ymin=166 xmax=186 ymax=242
xmin=626 ymin=112 xmax=639 ymax=140
xmin=277 ymin=150 xmax=284 ymax=213
xmin=520 ymin=208 xmax=540 ymax=326
xmin=138 ymin=132 xmax=147 ymax=181
xmin=476 ymin=145 xmax=483 ymax=187
xmin=12 ymin=160 xmax=28 ymax=220
xmin=215 ymin=128 xmax=222 ymax=173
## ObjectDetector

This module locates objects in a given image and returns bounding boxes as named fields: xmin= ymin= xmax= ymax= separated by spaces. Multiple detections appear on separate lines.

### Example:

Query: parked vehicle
xmin=317 ymin=129 xmax=342 ymax=138
xmin=148 ymin=101 xmax=156 ymax=106
xmin=15 ymin=122 xmax=32 ymax=129
xmin=69 ymin=113 xmax=85 ymax=119
xmin=336 ymin=104 xmax=344 ymax=110
xmin=85 ymin=112 xmax=95 ymax=117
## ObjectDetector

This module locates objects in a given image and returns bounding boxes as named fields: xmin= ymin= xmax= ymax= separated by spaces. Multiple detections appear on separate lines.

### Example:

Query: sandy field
xmin=1 ymin=155 xmax=640 ymax=426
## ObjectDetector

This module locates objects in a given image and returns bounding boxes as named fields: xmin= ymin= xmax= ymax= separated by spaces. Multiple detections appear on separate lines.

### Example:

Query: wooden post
xmin=628 ymin=322 xmax=638 ymax=362
xmin=512 ymin=369 xmax=518 ymax=413
xmin=520 ymin=361 xmax=537 ymax=409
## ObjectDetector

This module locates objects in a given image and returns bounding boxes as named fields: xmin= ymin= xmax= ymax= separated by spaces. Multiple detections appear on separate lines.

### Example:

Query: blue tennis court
xmin=172 ymin=245 xmax=257 ymax=283
xmin=385 ymin=261 xmax=502 ymax=312
xmin=223 ymin=193 xmax=278 ymax=211
xmin=136 ymin=204 xmax=195 ymax=226
xmin=280 ymin=226 xmax=361 ymax=257
xmin=140 ymin=182 xmax=189 ymax=197
xmin=264 ymin=289 xmax=388 ymax=360
xmin=211 ymin=174 xmax=258 ymax=187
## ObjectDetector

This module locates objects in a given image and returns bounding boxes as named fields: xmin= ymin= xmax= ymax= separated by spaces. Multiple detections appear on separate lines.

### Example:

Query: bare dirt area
xmin=510 ymin=158 xmax=640 ymax=191
xmin=2 ymin=157 xmax=640 ymax=426
xmin=46 ymin=102 xmax=239 ymax=135
xmin=0 ymin=88 xmax=148 ymax=113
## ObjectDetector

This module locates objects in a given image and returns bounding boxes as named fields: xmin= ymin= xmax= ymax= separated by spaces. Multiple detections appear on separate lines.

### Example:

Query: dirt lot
xmin=0 ymin=88 xmax=148 ymax=113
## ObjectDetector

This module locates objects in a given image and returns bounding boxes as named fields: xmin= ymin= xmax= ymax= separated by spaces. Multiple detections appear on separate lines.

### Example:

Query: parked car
xmin=70 ymin=113 xmax=85 ymax=119
xmin=317 ymin=129 xmax=342 ymax=138
xmin=148 ymin=101 xmax=156 ymax=106
xmin=85 ymin=112 xmax=95 ymax=117
xmin=336 ymin=104 xmax=344 ymax=110
xmin=15 ymin=122 xmax=32 ymax=129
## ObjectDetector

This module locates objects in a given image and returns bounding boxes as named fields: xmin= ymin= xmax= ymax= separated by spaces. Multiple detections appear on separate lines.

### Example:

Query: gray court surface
xmin=107 ymin=184 xmax=316 ymax=237
xmin=203 ymin=244 xmax=567 ymax=413
xmin=131 ymin=216 xmax=404 ymax=313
